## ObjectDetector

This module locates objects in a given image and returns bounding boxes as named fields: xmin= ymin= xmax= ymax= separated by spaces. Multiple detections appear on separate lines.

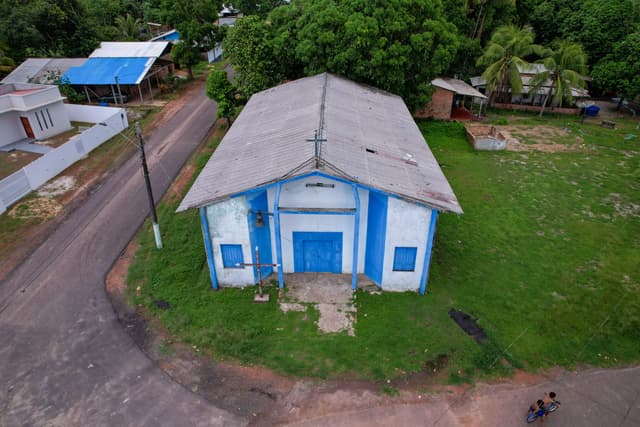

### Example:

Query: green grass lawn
xmin=127 ymin=114 xmax=640 ymax=382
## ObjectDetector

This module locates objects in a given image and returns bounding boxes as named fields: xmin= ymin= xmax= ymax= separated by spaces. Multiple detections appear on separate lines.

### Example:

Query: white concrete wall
xmin=27 ymin=100 xmax=72 ymax=140
xmin=267 ymin=176 xmax=369 ymax=274
xmin=0 ymin=112 xmax=26 ymax=147
xmin=381 ymin=197 xmax=432 ymax=291
xmin=205 ymin=197 xmax=254 ymax=286
xmin=65 ymin=104 xmax=125 ymax=124
xmin=0 ymin=106 xmax=128 ymax=214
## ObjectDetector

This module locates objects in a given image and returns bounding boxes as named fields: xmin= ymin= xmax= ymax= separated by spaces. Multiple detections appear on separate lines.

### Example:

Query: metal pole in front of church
xmin=135 ymin=122 xmax=163 ymax=249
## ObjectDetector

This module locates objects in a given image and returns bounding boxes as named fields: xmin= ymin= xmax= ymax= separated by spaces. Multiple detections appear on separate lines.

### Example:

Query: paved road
xmin=283 ymin=365 xmax=640 ymax=426
xmin=0 ymin=81 xmax=243 ymax=426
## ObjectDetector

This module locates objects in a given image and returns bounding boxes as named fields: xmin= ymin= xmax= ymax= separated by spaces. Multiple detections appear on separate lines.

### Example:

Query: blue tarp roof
xmin=62 ymin=57 xmax=154 ymax=85
xmin=159 ymin=31 xmax=180 ymax=41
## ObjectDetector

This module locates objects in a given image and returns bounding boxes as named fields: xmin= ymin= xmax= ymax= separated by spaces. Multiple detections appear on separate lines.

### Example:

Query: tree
xmin=206 ymin=70 xmax=236 ymax=127
xmin=0 ymin=0 xmax=97 ymax=61
xmin=172 ymin=21 xmax=222 ymax=79
xmin=114 ymin=14 xmax=143 ymax=41
xmin=233 ymin=0 xmax=288 ymax=16
xmin=0 ymin=39 xmax=15 ymax=78
xmin=477 ymin=25 xmax=544 ymax=104
xmin=223 ymin=15 xmax=283 ymax=96
xmin=528 ymin=41 xmax=587 ymax=116
xmin=145 ymin=0 xmax=220 ymax=26
xmin=224 ymin=0 xmax=460 ymax=110
xmin=519 ymin=0 xmax=640 ymax=68
xmin=469 ymin=0 xmax=516 ymax=41
xmin=592 ymin=32 xmax=640 ymax=108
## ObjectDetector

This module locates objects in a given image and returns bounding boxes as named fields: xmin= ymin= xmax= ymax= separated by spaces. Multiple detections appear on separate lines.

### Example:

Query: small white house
xmin=178 ymin=73 xmax=462 ymax=294
xmin=0 ymin=83 xmax=72 ymax=148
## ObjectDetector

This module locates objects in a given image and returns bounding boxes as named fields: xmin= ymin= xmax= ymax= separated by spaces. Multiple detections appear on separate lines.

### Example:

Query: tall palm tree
xmin=114 ymin=14 xmax=142 ymax=41
xmin=477 ymin=25 xmax=544 ymax=105
xmin=529 ymin=42 xmax=588 ymax=117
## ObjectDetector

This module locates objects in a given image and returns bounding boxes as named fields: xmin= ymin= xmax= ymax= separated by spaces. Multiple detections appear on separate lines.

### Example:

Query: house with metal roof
xmin=61 ymin=42 xmax=173 ymax=104
xmin=1 ymin=58 xmax=87 ymax=85
xmin=179 ymin=73 xmax=462 ymax=294
xmin=415 ymin=78 xmax=487 ymax=121
xmin=0 ymin=83 xmax=71 ymax=149
xmin=471 ymin=63 xmax=590 ymax=108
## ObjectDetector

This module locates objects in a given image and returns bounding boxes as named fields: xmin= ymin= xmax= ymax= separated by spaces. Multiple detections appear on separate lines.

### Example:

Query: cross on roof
xmin=305 ymin=130 xmax=327 ymax=168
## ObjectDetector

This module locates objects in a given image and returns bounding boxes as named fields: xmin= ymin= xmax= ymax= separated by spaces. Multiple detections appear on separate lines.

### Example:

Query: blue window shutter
xmin=221 ymin=244 xmax=244 ymax=268
xmin=393 ymin=247 xmax=417 ymax=271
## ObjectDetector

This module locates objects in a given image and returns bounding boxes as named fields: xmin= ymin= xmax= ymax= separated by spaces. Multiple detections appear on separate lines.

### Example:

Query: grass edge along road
xmin=127 ymin=113 xmax=640 ymax=384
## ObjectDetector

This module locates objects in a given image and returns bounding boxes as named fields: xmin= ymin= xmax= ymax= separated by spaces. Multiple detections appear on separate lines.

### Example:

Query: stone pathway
xmin=280 ymin=273 xmax=358 ymax=336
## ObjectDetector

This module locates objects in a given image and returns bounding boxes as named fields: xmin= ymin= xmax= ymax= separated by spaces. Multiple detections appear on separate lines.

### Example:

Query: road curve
xmin=0 ymin=81 xmax=244 ymax=426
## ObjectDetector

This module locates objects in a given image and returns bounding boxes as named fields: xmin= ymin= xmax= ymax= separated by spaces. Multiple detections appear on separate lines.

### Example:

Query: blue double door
xmin=293 ymin=232 xmax=343 ymax=273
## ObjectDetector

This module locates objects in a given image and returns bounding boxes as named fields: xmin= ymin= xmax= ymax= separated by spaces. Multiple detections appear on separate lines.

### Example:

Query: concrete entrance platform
xmin=280 ymin=273 xmax=378 ymax=336
xmin=0 ymin=138 xmax=50 ymax=154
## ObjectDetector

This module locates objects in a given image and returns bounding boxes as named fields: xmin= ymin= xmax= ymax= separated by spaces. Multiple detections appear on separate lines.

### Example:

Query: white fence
xmin=0 ymin=105 xmax=128 ymax=214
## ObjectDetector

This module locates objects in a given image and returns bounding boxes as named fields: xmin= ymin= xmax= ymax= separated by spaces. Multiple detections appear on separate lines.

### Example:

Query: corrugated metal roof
xmin=151 ymin=30 xmax=180 ymax=42
xmin=1 ymin=58 xmax=87 ymax=84
xmin=89 ymin=41 xmax=169 ymax=58
xmin=179 ymin=73 xmax=462 ymax=214
xmin=62 ymin=57 xmax=155 ymax=85
xmin=471 ymin=75 xmax=589 ymax=97
xmin=432 ymin=78 xmax=487 ymax=99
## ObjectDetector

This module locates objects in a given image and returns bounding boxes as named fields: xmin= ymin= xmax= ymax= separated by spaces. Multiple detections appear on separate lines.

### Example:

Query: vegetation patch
xmin=128 ymin=113 xmax=639 ymax=382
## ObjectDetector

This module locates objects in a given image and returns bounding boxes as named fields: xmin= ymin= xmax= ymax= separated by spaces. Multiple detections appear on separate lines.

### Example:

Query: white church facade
xmin=178 ymin=73 xmax=462 ymax=294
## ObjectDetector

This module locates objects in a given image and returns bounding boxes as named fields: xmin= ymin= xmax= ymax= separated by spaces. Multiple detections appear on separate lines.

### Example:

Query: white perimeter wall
xmin=381 ymin=197 xmax=432 ymax=291
xmin=65 ymin=104 xmax=126 ymax=125
xmin=0 ymin=112 xmax=26 ymax=147
xmin=0 ymin=105 xmax=128 ymax=214
xmin=266 ymin=176 xmax=369 ymax=274
xmin=205 ymin=197 xmax=254 ymax=286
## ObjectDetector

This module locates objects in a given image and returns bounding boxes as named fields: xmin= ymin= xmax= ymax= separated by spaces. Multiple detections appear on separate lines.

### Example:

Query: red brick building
xmin=415 ymin=78 xmax=487 ymax=121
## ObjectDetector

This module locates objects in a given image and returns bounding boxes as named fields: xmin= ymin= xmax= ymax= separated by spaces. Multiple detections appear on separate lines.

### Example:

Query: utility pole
xmin=135 ymin=122 xmax=163 ymax=249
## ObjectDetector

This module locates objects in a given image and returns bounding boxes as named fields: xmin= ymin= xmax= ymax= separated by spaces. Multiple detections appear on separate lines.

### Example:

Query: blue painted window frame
xmin=220 ymin=244 xmax=244 ymax=268
xmin=393 ymin=247 xmax=417 ymax=271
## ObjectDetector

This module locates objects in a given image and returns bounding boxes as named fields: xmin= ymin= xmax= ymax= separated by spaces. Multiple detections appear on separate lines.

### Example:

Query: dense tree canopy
xmin=592 ymin=32 xmax=640 ymax=103
xmin=1 ymin=0 xmax=639 ymax=107
xmin=225 ymin=0 xmax=460 ymax=109
xmin=0 ymin=0 xmax=98 ymax=61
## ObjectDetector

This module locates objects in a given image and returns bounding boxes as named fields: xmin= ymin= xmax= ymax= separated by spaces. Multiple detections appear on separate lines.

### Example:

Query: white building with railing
xmin=0 ymin=83 xmax=72 ymax=148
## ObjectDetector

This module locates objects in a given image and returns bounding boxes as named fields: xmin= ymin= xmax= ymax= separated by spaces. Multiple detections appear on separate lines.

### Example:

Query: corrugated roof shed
xmin=1 ymin=58 xmax=87 ymax=84
xmin=90 ymin=41 xmax=169 ymax=58
xmin=151 ymin=30 xmax=180 ymax=42
xmin=62 ymin=57 xmax=155 ymax=85
xmin=432 ymin=78 xmax=487 ymax=99
xmin=179 ymin=73 xmax=461 ymax=214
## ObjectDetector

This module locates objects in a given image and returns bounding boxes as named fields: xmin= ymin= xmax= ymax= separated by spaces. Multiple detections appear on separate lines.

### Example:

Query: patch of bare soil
xmin=499 ymin=127 xmax=585 ymax=152
xmin=8 ymin=197 xmax=62 ymax=219
xmin=106 ymin=240 xmax=138 ymax=296
xmin=37 ymin=176 xmax=77 ymax=197
xmin=605 ymin=193 xmax=640 ymax=218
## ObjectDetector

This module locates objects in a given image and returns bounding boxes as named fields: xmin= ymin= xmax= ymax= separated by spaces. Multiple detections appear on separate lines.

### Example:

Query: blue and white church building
xmin=178 ymin=73 xmax=462 ymax=294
